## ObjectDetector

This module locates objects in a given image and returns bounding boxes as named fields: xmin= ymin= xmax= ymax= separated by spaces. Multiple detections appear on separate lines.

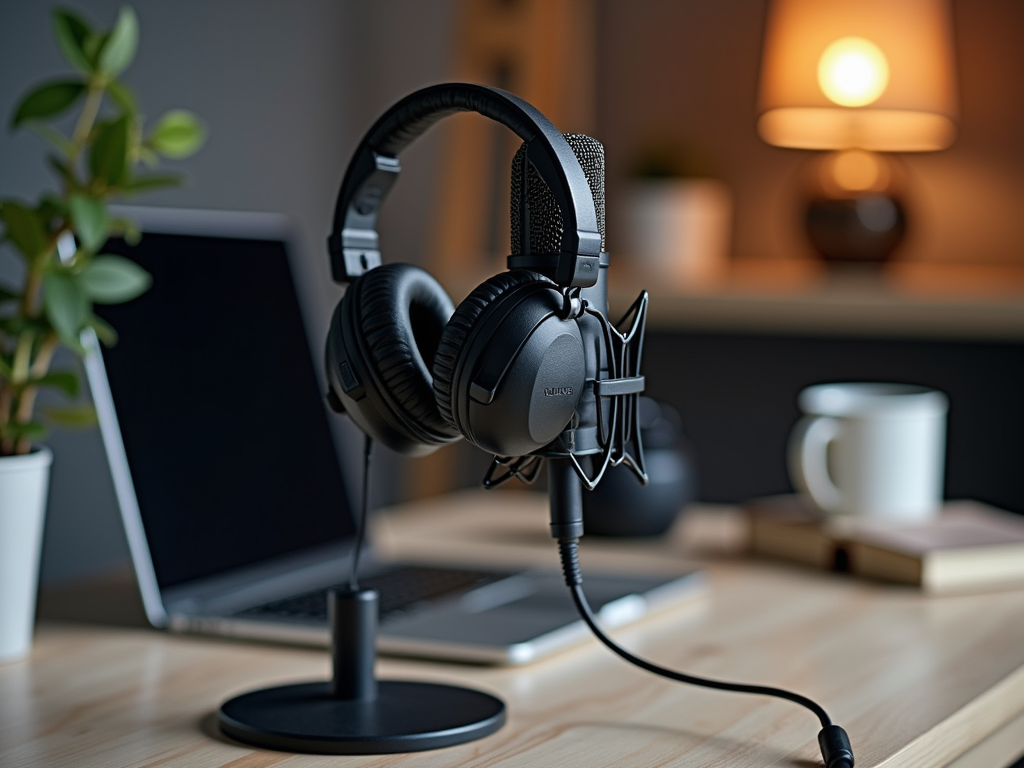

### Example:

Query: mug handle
xmin=788 ymin=416 xmax=842 ymax=514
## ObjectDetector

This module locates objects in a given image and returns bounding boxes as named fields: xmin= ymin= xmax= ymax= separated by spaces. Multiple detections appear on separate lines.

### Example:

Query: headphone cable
xmin=348 ymin=434 xmax=374 ymax=592
xmin=557 ymin=539 xmax=855 ymax=768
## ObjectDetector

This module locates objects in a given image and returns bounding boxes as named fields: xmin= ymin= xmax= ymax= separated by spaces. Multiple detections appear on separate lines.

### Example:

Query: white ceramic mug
xmin=788 ymin=383 xmax=948 ymax=522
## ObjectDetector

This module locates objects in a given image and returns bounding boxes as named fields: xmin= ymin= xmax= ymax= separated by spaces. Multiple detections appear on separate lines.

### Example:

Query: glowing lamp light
xmin=822 ymin=149 xmax=889 ymax=194
xmin=817 ymin=37 xmax=889 ymax=107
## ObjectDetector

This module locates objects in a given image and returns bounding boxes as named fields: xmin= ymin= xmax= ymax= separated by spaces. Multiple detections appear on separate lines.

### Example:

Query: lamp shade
xmin=757 ymin=0 xmax=958 ymax=151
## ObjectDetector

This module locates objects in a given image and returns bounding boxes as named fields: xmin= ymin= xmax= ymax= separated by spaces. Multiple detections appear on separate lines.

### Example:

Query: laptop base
xmin=218 ymin=680 xmax=506 ymax=754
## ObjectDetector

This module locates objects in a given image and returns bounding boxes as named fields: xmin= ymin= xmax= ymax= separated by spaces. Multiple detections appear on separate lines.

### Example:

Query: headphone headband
xmin=328 ymin=83 xmax=602 ymax=288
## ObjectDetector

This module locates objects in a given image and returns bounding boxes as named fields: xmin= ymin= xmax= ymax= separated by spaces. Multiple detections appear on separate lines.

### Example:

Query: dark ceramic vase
xmin=805 ymin=193 xmax=906 ymax=263
xmin=801 ymin=150 xmax=908 ymax=264
xmin=581 ymin=398 xmax=697 ymax=537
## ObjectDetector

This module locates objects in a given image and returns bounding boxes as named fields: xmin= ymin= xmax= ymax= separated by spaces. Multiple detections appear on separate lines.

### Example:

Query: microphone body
xmin=510 ymin=135 xmax=613 ymax=458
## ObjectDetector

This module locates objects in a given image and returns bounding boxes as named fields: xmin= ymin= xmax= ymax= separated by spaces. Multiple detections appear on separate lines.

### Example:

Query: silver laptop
xmin=89 ymin=206 xmax=704 ymax=665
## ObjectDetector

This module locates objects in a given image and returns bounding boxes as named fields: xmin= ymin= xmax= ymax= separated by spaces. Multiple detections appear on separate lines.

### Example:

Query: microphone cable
xmin=557 ymin=539 xmax=856 ymax=768
xmin=348 ymin=434 xmax=374 ymax=591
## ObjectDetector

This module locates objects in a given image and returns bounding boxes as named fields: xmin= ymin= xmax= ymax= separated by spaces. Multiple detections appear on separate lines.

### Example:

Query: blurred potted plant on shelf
xmin=623 ymin=137 xmax=732 ymax=291
xmin=0 ymin=5 xmax=204 ymax=662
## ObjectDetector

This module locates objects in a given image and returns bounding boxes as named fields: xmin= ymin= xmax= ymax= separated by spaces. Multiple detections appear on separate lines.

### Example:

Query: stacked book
xmin=745 ymin=496 xmax=1024 ymax=593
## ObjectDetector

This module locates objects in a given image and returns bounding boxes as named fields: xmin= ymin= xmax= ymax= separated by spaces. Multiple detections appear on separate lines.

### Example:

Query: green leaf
xmin=87 ymin=314 xmax=118 ymax=345
xmin=10 ymin=80 xmax=86 ymax=129
xmin=83 ymin=32 xmax=107 ymax=65
xmin=106 ymin=80 xmax=138 ymax=115
xmin=36 ymin=196 xmax=67 ymax=242
xmin=0 ymin=201 xmax=48 ymax=258
xmin=68 ymin=194 xmax=108 ymax=252
xmin=42 ymin=404 xmax=97 ymax=428
xmin=148 ymin=110 xmax=205 ymax=158
xmin=37 ymin=195 xmax=67 ymax=224
xmin=1 ymin=420 xmax=47 ymax=441
xmin=26 ymin=123 xmax=73 ymax=154
xmin=43 ymin=271 xmax=89 ymax=345
xmin=89 ymin=115 xmax=130 ymax=187
xmin=98 ymin=7 xmax=138 ymax=77
xmin=0 ymin=355 xmax=12 ymax=378
xmin=0 ymin=315 xmax=51 ymax=338
xmin=122 ymin=173 xmax=181 ymax=195
xmin=80 ymin=254 xmax=151 ymax=303
xmin=31 ymin=370 xmax=80 ymax=398
xmin=0 ymin=284 xmax=19 ymax=303
xmin=0 ymin=316 xmax=19 ymax=335
xmin=52 ymin=9 xmax=94 ymax=73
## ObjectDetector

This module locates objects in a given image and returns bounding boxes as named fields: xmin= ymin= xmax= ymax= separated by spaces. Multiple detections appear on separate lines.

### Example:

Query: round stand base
xmin=218 ymin=680 xmax=506 ymax=754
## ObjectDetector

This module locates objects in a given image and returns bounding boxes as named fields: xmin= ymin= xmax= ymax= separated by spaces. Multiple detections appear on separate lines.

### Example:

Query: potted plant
xmin=0 ymin=6 xmax=204 ymax=662
xmin=622 ymin=137 xmax=732 ymax=290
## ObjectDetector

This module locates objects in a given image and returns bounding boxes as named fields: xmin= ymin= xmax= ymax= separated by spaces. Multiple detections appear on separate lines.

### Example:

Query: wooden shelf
xmin=609 ymin=257 xmax=1024 ymax=340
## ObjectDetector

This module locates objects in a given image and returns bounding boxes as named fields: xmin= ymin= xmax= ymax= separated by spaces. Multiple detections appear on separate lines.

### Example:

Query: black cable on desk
xmin=557 ymin=539 xmax=855 ymax=768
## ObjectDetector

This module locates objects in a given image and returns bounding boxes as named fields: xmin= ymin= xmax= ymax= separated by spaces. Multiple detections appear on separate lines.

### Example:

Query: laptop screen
xmin=95 ymin=223 xmax=355 ymax=590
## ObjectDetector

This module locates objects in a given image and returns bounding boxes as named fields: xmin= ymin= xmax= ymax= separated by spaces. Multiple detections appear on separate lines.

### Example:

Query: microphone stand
xmin=218 ymin=588 xmax=505 ymax=754
xmin=218 ymin=442 xmax=506 ymax=755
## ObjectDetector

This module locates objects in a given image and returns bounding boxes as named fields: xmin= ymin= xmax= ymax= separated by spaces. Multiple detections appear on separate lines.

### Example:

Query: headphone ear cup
xmin=434 ymin=270 xmax=586 ymax=457
xmin=433 ymin=270 xmax=541 ymax=431
xmin=326 ymin=263 xmax=461 ymax=455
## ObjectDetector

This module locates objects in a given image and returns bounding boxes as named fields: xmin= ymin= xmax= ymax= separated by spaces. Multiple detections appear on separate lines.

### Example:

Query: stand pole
xmin=329 ymin=589 xmax=378 ymax=700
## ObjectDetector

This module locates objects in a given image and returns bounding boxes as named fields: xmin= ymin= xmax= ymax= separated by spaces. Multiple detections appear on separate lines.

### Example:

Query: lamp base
xmin=803 ymin=150 xmax=907 ymax=264
xmin=219 ymin=680 xmax=506 ymax=754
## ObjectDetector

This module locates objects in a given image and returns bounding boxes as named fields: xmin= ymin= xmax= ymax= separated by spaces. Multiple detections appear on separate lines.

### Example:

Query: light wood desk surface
xmin=4 ymin=491 xmax=1024 ymax=768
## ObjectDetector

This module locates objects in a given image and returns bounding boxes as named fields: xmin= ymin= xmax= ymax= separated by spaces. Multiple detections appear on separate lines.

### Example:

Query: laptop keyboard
xmin=233 ymin=565 xmax=513 ymax=625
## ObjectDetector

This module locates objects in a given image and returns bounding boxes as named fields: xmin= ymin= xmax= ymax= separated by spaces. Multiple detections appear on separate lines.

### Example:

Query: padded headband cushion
xmin=332 ymin=84 xmax=600 ymax=278
xmin=356 ymin=263 xmax=460 ymax=441
xmin=433 ymin=269 xmax=544 ymax=432
xmin=368 ymin=87 xmax=542 ymax=156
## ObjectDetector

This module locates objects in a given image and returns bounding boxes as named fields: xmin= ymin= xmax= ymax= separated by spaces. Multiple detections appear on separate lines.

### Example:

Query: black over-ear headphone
xmin=324 ymin=83 xmax=603 ymax=459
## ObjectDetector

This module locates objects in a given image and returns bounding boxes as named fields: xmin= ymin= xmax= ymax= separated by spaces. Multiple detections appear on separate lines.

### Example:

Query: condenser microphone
xmin=511 ymin=134 xmax=608 ymax=318
xmin=510 ymin=134 xmax=608 ymax=461
xmin=506 ymin=135 xmax=647 ymax=488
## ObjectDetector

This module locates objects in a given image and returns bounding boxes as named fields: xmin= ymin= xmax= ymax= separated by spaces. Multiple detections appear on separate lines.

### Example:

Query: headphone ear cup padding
xmin=433 ymin=269 xmax=545 ymax=432
xmin=356 ymin=263 xmax=460 ymax=442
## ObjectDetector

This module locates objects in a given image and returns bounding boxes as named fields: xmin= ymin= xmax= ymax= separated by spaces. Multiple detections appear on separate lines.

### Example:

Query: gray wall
xmin=0 ymin=0 xmax=455 ymax=585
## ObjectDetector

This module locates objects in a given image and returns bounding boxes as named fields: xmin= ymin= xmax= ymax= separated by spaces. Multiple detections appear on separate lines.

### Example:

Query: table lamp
xmin=757 ymin=0 xmax=958 ymax=263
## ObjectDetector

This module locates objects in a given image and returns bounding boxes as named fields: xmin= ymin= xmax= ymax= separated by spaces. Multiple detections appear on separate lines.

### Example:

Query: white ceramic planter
xmin=0 ymin=447 xmax=52 ymax=663
xmin=624 ymin=179 xmax=732 ymax=290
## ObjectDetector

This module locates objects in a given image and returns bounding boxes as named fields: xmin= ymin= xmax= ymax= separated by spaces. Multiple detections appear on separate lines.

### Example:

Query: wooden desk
xmin=4 ymin=491 xmax=1024 ymax=768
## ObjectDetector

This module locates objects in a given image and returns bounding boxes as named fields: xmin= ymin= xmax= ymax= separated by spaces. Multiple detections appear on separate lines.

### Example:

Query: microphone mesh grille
xmin=510 ymin=133 xmax=605 ymax=255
